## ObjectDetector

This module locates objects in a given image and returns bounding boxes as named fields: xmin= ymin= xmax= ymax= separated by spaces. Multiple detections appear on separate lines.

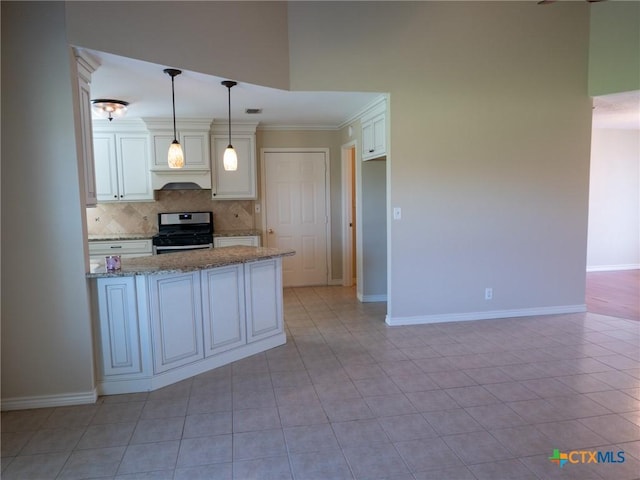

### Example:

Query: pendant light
xmin=221 ymin=80 xmax=238 ymax=171
xmin=164 ymin=68 xmax=184 ymax=169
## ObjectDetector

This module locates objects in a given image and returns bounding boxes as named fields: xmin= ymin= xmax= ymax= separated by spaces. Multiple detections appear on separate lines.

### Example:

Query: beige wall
xmin=2 ymin=2 xmax=95 ymax=403
xmin=287 ymin=2 xmax=592 ymax=319
xmin=65 ymin=1 xmax=291 ymax=90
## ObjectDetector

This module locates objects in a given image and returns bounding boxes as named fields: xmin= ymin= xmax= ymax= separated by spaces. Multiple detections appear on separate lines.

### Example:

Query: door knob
xmin=268 ymin=228 xmax=274 ymax=234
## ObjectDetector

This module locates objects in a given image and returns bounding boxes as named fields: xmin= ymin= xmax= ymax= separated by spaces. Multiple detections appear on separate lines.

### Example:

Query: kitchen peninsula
xmin=87 ymin=246 xmax=294 ymax=395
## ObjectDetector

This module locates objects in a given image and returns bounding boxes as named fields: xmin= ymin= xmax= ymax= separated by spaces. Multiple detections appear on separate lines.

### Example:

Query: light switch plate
xmin=393 ymin=207 xmax=401 ymax=220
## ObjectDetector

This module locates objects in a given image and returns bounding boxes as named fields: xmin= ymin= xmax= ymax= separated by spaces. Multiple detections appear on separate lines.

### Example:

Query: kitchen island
xmin=88 ymin=246 xmax=294 ymax=395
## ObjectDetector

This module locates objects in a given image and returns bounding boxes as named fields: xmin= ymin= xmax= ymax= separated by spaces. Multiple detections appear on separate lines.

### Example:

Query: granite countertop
xmin=88 ymin=234 xmax=154 ymax=241
xmin=87 ymin=246 xmax=295 ymax=278
xmin=89 ymin=231 xmax=262 ymax=241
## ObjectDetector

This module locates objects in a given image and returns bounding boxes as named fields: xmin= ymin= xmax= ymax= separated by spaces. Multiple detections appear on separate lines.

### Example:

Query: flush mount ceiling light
xmin=91 ymin=99 xmax=128 ymax=121
xmin=164 ymin=68 xmax=184 ymax=169
xmin=222 ymin=80 xmax=238 ymax=172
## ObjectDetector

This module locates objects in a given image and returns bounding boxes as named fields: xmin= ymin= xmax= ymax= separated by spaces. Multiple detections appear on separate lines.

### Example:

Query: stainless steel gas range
xmin=152 ymin=212 xmax=214 ymax=254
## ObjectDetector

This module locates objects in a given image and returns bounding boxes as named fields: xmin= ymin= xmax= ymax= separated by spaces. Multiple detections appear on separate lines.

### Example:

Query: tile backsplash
xmin=87 ymin=190 xmax=256 ymax=236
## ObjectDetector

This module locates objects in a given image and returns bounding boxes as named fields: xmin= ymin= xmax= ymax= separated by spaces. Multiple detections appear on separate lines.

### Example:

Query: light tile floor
xmin=2 ymin=286 xmax=639 ymax=479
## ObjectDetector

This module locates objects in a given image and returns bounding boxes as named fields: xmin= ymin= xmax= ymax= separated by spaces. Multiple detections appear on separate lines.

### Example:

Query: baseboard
xmin=359 ymin=293 xmax=387 ymax=302
xmin=586 ymin=264 xmax=639 ymax=272
xmin=385 ymin=304 xmax=587 ymax=326
xmin=1 ymin=389 xmax=98 ymax=411
xmin=328 ymin=278 xmax=344 ymax=286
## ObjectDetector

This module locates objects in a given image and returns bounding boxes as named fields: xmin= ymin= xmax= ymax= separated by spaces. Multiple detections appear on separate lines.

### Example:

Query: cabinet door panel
xmin=214 ymin=236 xmax=260 ymax=247
xmin=182 ymin=131 xmax=209 ymax=169
xmin=96 ymin=277 xmax=142 ymax=376
xmin=151 ymin=133 xmax=174 ymax=170
xmin=202 ymin=265 xmax=246 ymax=356
xmin=245 ymin=259 xmax=283 ymax=342
xmin=212 ymin=135 xmax=256 ymax=199
xmin=149 ymin=272 xmax=203 ymax=373
xmin=117 ymin=135 xmax=152 ymax=200
xmin=94 ymin=135 xmax=120 ymax=201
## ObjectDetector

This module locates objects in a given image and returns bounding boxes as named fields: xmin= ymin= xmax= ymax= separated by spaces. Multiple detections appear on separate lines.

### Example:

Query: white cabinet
xmin=150 ymin=130 xmax=210 ymax=171
xmin=93 ymin=130 xmax=153 ymax=202
xmin=144 ymin=118 xmax=213 ymax=189
xmin=201 ymin=264 xmax=246 ymax=356
xmin=94 ymin=277 xmax=143 ymax=377
xmin=148 ymin=272 xmax=204 ymax=373
xmin=245 ymin=259 xmax=283 ymax=343
xmin=214 ymin=236 xmax=261 ymax=248
xmin=211 ymin=122 xmax=258 ymax=199
xmin=89 ymin=239 xmax=153 ymax=265
xmin=361 ymin=99 xmax=387 ymax=161
xmin=74 ymin=50 xmax=99 ymax=207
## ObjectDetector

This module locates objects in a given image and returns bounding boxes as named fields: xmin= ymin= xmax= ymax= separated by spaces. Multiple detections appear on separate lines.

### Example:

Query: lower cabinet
xmin=94 ymin=277 xmax=143 ymax=377
xmin=245 ymin=259 xmax=282 ymax=343
xmin=148 ymin=272 xmax=204 ymax=374
xmin=213 ymin=235 xmax=261 ymax=247
xmin=92 ymin=258 xmax=285 ymax=394
xmin=202 ymin=264 xmax=246 ymax=356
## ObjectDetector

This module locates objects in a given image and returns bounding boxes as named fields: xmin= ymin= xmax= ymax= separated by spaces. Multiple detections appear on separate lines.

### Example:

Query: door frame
xmin=341 ymin=140 xmax=357 ymax=287
xmin=260 ymin=147 xmax=332 ymax=285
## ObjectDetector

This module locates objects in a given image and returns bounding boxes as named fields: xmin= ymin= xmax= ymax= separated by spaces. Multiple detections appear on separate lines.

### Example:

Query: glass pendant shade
xmin=223 ymin=145 xmax=238 ymax=171
xmin=168 ymin=140 xmax=184 ymax=169
xmin=221 ymin=80 xmax=238 ymax=172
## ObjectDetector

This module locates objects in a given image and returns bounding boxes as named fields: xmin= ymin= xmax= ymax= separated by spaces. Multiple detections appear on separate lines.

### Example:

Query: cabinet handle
xmin=268 ymin=228 xmax=274 ymax=234
xmin=110 ymin=245 xmax=122 ymax=249
xmin=213 ymin=193 xmax=217 ymax=197
xmin=368 ymin=149 xmax=375 ymax=153
xmin=113 ymin=195 xmax=118 ymax=198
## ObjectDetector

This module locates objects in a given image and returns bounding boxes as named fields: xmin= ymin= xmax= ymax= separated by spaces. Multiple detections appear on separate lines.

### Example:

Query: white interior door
xmin=264 ymin=150 xmax=329 ymax=287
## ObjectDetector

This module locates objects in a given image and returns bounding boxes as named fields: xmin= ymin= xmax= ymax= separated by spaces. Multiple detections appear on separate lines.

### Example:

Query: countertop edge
xmin=86 ymin=247 xmax=295 ymax=278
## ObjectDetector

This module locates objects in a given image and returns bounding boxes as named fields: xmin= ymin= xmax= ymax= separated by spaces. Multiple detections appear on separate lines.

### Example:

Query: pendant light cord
xmin=227 ymin=84 xmax=232 ymax=147
xmin=171 ymin=75 xmax=178 ymax=142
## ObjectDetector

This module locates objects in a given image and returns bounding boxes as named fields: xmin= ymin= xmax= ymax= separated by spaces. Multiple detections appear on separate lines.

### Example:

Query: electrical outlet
xmin=393 ymin=207 xmax=402 ymax=220
xmin=485 ymin=287 xmax=493 ymax=300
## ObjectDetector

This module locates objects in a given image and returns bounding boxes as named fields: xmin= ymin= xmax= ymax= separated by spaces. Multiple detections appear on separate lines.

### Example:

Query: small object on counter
xmin=105 ymin=255 xmax=121 ymax=272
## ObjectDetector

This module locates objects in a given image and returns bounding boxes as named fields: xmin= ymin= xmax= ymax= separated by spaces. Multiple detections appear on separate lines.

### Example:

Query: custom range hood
xmin=143 ymin=118 xmax=213 ymax=190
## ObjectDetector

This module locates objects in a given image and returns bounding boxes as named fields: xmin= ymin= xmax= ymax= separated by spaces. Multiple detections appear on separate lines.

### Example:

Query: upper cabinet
xmin=211 ymin=122 xmax=258 ymax=200
xmin=93 ymin=120 xmax=153 ymax=202
xmin=144 ymin=118 xmax=213 ymax=190
xmin=361 ymin=98 xmax=387 ymax=161
xmin=73 ymin=50 xmax=100 ymax=207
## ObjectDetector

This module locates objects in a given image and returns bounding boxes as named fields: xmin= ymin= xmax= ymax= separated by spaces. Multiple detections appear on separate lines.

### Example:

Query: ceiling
xmin=592 ymin=90 xmax=640 ymax=130
xmin=86 ymin=49 xmax=639 ymax=131
xmin=85 ymin=49 xmax=383 ymax=129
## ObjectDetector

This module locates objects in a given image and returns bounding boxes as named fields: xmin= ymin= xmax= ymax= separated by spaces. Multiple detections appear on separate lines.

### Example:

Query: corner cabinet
xmin=93 ymin=120 xmax=153 ymax=202
xmin=91 ymin=257 xmax=286 ymax=395
xmin=211 ymin=122 xmax=258 ymax=199
xmin=361 ymin=98 xmax=387 ymax=161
